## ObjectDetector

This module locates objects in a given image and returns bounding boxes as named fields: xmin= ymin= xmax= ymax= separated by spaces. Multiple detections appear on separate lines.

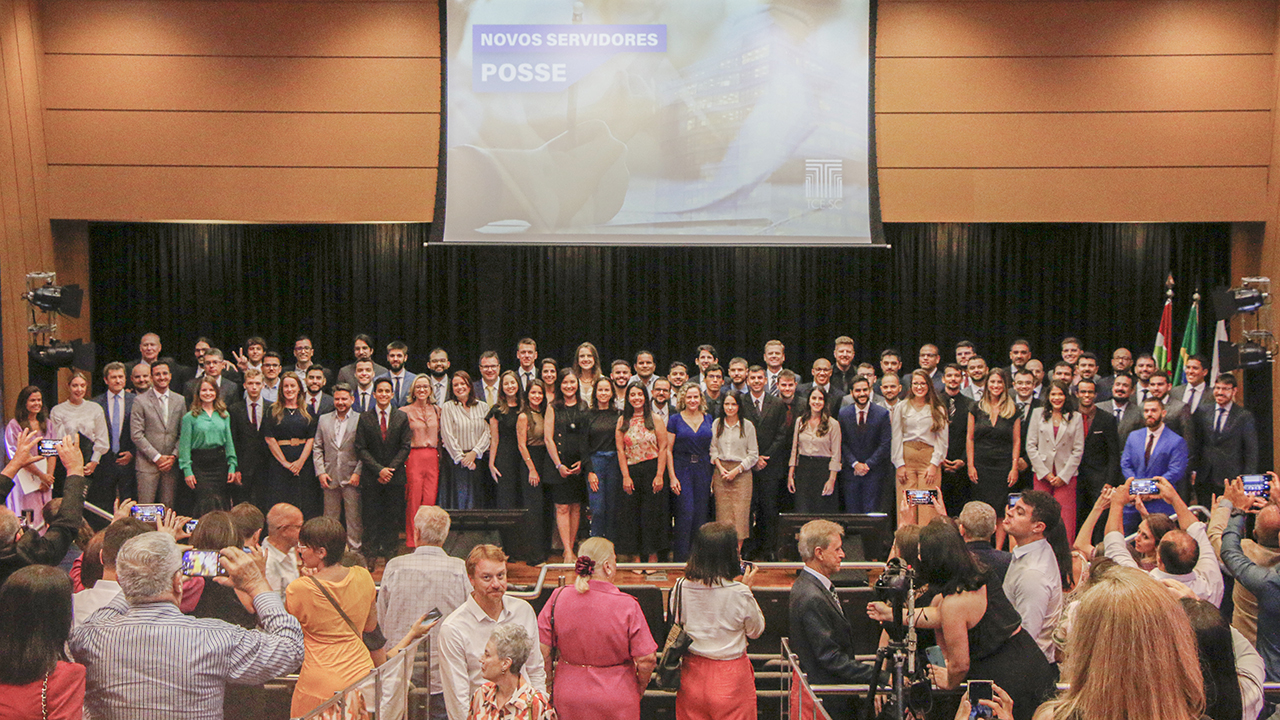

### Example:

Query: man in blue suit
xmin=91 ymin=361 xmax=135 ymax=508
xmin=1120 ymin=397 xmax=1189 ymax=533
xmin=837 ymin=377 xmax=893 ymax=514
xmin=376 ymin=340 xmax=416 ymax=408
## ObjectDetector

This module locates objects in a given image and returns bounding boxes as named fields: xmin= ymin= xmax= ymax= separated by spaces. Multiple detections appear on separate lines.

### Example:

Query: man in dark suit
xmin=183 ymin=348 xmax=240 ymax=405
xmin=797 ymin=358 xmax=844 ymax=414
xmin=741 ymin=365 xmax=792 ymax=560
xmin=337 ymin=333 xmax=389 ymax=390
xmin=301 ymin=366 xmax=336 ymax=417
xmin=90 ymin=362 xmax=135 ymax=508
xmin=472 ymin=351 xmax=502 ymax=406
xmin=939 ymin=364 xmax=974 ymax=511
xmin=229 ymin=368 xmax=272 ymax=511
xmin=1192 ymin=373 xmax=1259 ymax=506
xmin=1074 ymin=378 xmax=1120 ymax=535
xmin=789 ymin=520 xmax=875 ymax=719
xmin=378 ymin=341 xmax=417 ymax=408
xmin=837 ymin=377 xmax=893 ymax=515
xmin=1097 ymin=374 xmax=1142 ymax=445
xmin=355 ymin=377 xmax=411 ymax=559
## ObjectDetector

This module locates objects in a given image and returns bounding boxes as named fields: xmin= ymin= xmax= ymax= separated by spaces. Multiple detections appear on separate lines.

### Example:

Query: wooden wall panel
xmin=41 ymin=0 xmax=439 ymax=57
xmin=48 ymin=166 xmax=437 ymax=222
xmin=877 ymin=111 xmax=1272 ymax=168
xmin=879 ymin=167 xmax=1269 ymax=222
xmin=45 ymin=110 xmax=439 ymax=167
xmin=877 ymin=55 xmax=1274 ymax=113
xmin=877 ymin=0 xmax=1276 ymax=57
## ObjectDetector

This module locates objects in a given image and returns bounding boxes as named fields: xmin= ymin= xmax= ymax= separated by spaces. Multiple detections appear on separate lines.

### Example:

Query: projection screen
xmin=439 ymin=0 xmax=876 ymax=245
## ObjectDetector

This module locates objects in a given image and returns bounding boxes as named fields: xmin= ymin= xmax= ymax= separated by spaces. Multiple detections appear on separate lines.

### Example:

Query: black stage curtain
xmin=88 ymin=222 xmax=1230 ymax=377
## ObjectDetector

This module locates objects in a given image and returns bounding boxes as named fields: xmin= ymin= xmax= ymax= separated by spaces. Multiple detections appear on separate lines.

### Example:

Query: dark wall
xmin=89 ymin=223 xmax=1230 ymax=377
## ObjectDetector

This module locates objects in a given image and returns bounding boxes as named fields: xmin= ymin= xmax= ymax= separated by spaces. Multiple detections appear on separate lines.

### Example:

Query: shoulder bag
xmin=654 ymin=578 xmax=693 ymax=691
xmin=308 ymin=575 xmax=386 ymax=652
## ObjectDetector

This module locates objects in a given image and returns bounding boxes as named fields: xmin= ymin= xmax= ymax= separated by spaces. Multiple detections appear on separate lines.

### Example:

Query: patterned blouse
xmin=467 ymin=678 xmax=556 ymax=720
xmin=621 ymin=415 xmax=660 ymax=465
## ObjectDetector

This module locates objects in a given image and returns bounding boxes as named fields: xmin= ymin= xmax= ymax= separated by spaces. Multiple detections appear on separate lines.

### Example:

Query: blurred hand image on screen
xmin=442 ymin=0 xmax=873 ymax=243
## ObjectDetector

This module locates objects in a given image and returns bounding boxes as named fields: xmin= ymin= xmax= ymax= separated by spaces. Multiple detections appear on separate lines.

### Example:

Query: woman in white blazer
xmin=1025 ymin=380 xmax=1085 ymax=537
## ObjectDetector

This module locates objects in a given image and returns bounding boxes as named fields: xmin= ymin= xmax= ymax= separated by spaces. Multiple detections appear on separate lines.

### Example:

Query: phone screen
xmin=181 ymin=549 xmax=226 ymax=577
xmin=925 ymin=645 xmax=946 ymax=668
xmin=1130 ymin=479 xmax=1159 ymax=495
xmin=184 ymin=519 xmax=199 ymax=533
xmin=131 ymin=504 xmax=165 ymax=523
xmin=906 ymin=489 xmax=935 ymax=505
xmin=969 ymin=680 xmax=993 ymax=719
xmin=37 ymin=439 xmax=61 ymax=457
xmin=1007 ymin=493 xmax=1021 ymax=507
xmin=1243 ymin=475 xmax=1270 ymax=498
xmin=425 ymin=607 xmax=443 ymax=623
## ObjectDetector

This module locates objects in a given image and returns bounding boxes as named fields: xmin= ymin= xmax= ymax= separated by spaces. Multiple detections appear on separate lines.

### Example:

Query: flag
xmin=1153 ymin=295 xmax=1174 ymax=372
xmin=1210 ymin=319 xmax=1229 ymax=381
xmin=1173 ymin=297 xmax=1199 ymax=384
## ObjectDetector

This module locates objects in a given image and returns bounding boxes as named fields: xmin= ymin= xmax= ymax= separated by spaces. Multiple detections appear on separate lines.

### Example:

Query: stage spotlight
xmin=1212 ymin=278 xmax=1270 ymax=322
xmin=22 ymin=282 xmax=83 ymax=318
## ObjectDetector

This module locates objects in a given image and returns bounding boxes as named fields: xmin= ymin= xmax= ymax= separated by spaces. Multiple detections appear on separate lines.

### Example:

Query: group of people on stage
xmin=7 ymin=331 xmax=1258 ymax=566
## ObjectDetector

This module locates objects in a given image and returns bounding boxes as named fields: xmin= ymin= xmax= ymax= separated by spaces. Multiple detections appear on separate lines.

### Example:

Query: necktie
xmin=393 ymin=377 xmax=401 ymax=404
xmin=380 ymin=410 xmax=388 ymax=441
xmin=524 ymin=371 xmax=533 ymax=388
xmin=110 ymin=395 xmax=121 ymax=454
xmin=755 ymin=397 xmax=762 ymax=414
xmin=487 ymin=386 xmax=496 ymax=405
xmin=360 ymin=391 xmax=368 ymax=412
xmin=310 ymin=397 xmax=318 ymax=414
xmin=1144 ymin=432 xmax=1154 ymax=464
xmin=251 ymin=401 xmax=259 ymax=429
xmin=1216 ymin=407 xmax=1226 ymax=434
xmin=1186 ymin=387 xmax=1198 ymax=412
xmin=435 ymin=381 xmax=444 ymax=401
xmin=859 ymin=409 xmax=865 ymax=426
xmin=768 ymin=375 xmax=778 ymax=395
xmin=1114 ymin=405 xmax=1123 ymax=421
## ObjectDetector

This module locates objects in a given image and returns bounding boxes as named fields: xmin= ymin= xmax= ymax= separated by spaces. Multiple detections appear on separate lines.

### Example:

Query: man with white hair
xmin=958 ymin=501 xmax=1012 ymax=582
xmin=263 ymin=503 xmax=303 ymax=592
xmin=378 ymin=506 xmax=471 ymax=720
xmin=69 ymin=531 xmax=304 ymax=720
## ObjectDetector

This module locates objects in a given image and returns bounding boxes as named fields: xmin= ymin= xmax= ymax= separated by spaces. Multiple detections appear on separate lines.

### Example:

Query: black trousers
xmin=86 ymin=452 xmax=134 ymax=512
xmin=190 ymin=447 xmax=230 ymax=516
xmin=361 ymin=477 xmax=404 ymax=557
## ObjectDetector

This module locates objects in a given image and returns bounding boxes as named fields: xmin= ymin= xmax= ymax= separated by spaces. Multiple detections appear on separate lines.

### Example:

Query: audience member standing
xmin=379 ymin=506 xmax=471 ymax=720
xmin=517 ymin=380 xmax=552 ymax=564
xmin=667 ymin=384 xmax=714 ymax=562
xmin=69 ymin=532 xmax=304 ymax=720
xmin=545 ymin=370 xmax=589 ymax=563
xmin=710 ymin=393 xmax=758 ymax=552
xmin=441 ymin=371 xmax=491 ymax=510
xmin=73 ymin=517 xmax=150 ymax=626
xmin=0 ymin=566 xmax=85 ymax=720
xmin=466 ymin=624 xmax=553 ymax=720
xmin=958 ymin=501 xmax=1012 ymax=582
xmin=263 ymin=503 xmax=303 ymax=593
xmin=91 ymin=362 xmax=136 ymax=509
xmin=616 ymin=383 xmax=669 ymax=562
xmin=673 ymin=522 xmax=764 ymax=720
xmin=404 ymin=375 xmax=443 ymax=540
xmin=262 ymin=374 xmax=320 ymax=518
xmin=1002 ymin=491 xmax=1064 ymax=665
xmin=1206 ymin=478 xmax=1280 ymax=644
xmin=891 ymin=370 xmax=949 ymax=526
xmin=1025 ymin=382 xmax=1084 ymax=538
xmin=537 ymin=538 xmax=657 ymax=720
xmin=313 ymin=383 xmax=364 ymax=551
xmin=1219 ymin=480 xmax=1280 ymax=682
xmin=0 ymin=433 xmax=87 ymax=587
xmin=5 ymin=386 xmax=55 ymax=528
xmin=178 ymin=376 xmax=239 ymax=515
xmin=355 ymin=378 xmax=411 ymax=561
xmin=438 ymin=545 xmax=546 ymax=720
xmin=789 ymin=387 xmax=841 ymax=514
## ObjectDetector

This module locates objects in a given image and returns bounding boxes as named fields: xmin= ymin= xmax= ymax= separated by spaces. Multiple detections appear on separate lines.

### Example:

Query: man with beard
xmin=338 ymin=333 xmax=388 ymax=389
xmin=379 ymin=341 xmax=417 ymax=408
xmin=427 ymin=348 xmax=452 ymax=404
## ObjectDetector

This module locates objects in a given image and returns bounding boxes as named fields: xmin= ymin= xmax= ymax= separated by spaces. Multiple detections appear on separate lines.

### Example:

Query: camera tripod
xmin=866 ymin=566 xmax=931 ymax=719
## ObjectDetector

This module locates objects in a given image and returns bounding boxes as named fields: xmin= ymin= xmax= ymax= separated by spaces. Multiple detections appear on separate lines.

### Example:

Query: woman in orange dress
xmin=285 ymin=516 xmax=379 ymax=717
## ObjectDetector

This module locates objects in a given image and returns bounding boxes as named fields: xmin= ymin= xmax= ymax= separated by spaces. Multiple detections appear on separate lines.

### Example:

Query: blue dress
xmin=668 ymin=413 xmax=713 ymax=561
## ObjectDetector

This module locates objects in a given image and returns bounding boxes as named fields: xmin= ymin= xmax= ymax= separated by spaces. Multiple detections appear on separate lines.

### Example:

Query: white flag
xmin=1209 ymin=319 xmax=1229 ymax=381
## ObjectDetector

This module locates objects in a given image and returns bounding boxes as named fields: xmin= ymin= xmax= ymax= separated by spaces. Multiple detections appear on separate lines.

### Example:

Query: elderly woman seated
xmin=468 ymin=624 xmax=554 ymax=720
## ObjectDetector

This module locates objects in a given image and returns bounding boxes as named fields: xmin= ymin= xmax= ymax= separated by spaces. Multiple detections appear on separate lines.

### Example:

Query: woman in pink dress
xmin=537 ymin=537 xmax=658 ymax=720
xmin=4 ymin=386 xmax=55 ymax=530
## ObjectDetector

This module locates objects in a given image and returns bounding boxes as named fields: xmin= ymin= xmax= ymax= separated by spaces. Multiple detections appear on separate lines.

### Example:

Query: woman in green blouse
xmin=180 ymin=375 xmax=239 ymax=515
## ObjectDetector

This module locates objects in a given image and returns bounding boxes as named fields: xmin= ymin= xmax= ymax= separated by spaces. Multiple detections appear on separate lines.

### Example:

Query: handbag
xmin=547 ymin=586 xmax=565 ymax=688
xmin=308 ymin=575 xmax=385 ymax=652
xmin=653 ymin=578 xmax=692 ymax=691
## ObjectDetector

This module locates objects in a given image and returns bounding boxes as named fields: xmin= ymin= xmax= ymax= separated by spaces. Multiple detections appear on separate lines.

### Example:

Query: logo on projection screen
xmin=805 ymin=159 xmax=843 ymax=210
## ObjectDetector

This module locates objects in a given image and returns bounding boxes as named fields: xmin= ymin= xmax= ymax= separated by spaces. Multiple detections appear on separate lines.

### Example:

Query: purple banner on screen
xmin=472 ymin=24 xmax=666 ymax=92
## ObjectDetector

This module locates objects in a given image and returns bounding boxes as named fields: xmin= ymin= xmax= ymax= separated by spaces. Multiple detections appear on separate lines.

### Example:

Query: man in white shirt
xmin=962 ymin=356 xmax=988 ymax=401
xmin=129 ymin=359 xmax=185 ymax=508
xmin=260 ymin=351 xmax=283 ymax=404
xmin=1001 ymin=491 xmax=1063 ymax=663
xmin=650 ymin=378 xmax=673 ymax=423
xmin=427 ymin=348 xmax=452 ymax=405
xmin=515 ymin=338 xmax=539 ymax=391
xmin=73 ymin=516 xmax=151 ymax=626
xmin=474 ymin=351 xmax=501 ymax=406
xmin=630 ymin=350 xmax=658 ymax=395
xmin=1104 ymin=475 xmax=1223 ymax=606
xmin=437 ymin=544 xmax=545 ymax=720
xmin=379 ymin=506 xmax=471 ymax=720
xmin=381 ymin=341 xmax=417 ymax=408
xmin=1172 ymin=354 xmax=1210 ymax=414
xmin=352 ymin=359 xmax=377 ymax=414
xmin=763 ymin=340 xmax=786 ymax=396
xmin=262 ymin=503 xmax=303 ymax=593
xmin=314 ymin=385 xmax=362 ymax=550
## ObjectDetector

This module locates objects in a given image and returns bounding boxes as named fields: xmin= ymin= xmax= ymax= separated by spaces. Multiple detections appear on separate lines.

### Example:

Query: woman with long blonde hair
xmin=891 ymin=369 xmax=949 ymax=526
xmin=403 ymin=374 xmax=441 ymax=545
xmin=262 ymin=373 xmax=319 ymax=516
xmin=1035 ymin=566 xmax=1205 ymax=720
xmin=573 ymin=342 xmax=603 ymax=404
xmin=967 ymin=368 xmax=1022 ymax=545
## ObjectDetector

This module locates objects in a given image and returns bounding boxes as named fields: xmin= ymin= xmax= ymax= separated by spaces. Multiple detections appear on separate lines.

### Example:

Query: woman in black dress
xmin=966 ymin=368 xmax=1021 ymax=535
xmin=487 ymin=370 xmax=523 ymax=510
xmin=263 ymin=374 xmax=320 ymax=517
xmin=867 ymin=520 xmax=1055 ymax=720
xmin=544 ymin=368 xmax=588 ymax=563
xmin=517 ymin=379 xmax=552 ymax=564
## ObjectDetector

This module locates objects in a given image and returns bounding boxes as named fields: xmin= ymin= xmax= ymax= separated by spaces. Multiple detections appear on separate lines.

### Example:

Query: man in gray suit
xmin=129 ymin=358 xmax=187 ymax=508
xmin=337 ymin=333 xmax=388 ymax=390
xmin=314 ymin=383 xmax=363 ymax=551
xmin=1098 ymin=373 xmax=1142 ymax=440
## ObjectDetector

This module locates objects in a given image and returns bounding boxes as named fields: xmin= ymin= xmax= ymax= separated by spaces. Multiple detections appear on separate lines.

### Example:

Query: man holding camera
xmin=789 ymin=520 xmax=874 ymax=718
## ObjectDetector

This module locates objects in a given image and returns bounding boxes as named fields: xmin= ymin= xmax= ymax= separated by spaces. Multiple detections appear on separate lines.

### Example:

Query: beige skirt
xmin=713 ymin=460 xmax=753 ymax=540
